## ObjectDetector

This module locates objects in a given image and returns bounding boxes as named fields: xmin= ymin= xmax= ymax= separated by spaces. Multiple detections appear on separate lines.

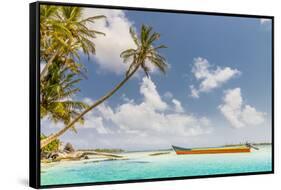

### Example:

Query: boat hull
xmin=172 ymin=145 xmax=250 ymax=155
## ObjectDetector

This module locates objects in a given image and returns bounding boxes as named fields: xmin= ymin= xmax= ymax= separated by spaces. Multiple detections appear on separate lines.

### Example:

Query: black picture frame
xmin=29 ymin=1 xmax=274 ymax=189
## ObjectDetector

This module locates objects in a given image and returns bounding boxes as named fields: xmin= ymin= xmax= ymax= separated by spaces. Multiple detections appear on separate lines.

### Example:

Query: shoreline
xmin=41 ymin=144 xmax=272 ymax=167
xmin=41 ymin=149 xmax=173 ymax=168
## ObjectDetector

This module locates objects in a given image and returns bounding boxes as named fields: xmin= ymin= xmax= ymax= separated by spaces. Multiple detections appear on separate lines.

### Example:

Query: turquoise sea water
xmin=41 ymin=145 xmax=272 ymax=186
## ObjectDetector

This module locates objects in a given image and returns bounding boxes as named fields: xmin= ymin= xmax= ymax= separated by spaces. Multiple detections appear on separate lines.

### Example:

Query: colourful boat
xmin=172 ymin=145 xmax=251 ymax=155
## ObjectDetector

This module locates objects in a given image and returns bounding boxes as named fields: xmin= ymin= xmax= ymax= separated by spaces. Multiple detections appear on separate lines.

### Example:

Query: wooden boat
xmin=172 ymin=145 xmax=251 ymax=155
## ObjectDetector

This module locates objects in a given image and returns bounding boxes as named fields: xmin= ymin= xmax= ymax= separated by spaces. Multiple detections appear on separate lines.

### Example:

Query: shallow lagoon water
xmin=41 ymin=145 xmax=272 ymax=186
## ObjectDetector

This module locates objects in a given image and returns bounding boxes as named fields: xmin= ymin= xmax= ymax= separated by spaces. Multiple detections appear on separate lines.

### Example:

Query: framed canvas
xmin=29 ymin=1 xmax=274 ymax=188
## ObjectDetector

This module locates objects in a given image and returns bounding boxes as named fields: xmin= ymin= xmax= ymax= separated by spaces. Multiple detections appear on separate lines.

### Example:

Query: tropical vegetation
xmin=40 ymin=5 xmax=105 ymax=78
xmin=41 ymin=134 xmax=60 ymax=152
xmin=40 ymin=62 xmax=88 ymax=132
xmin=39 ymin=5 xmax=168 ymax=149
xmin=39 ymin=5 xmax=105 ymax=141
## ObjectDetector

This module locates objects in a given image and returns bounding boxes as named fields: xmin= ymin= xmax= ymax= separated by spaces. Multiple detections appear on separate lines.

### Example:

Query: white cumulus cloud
xmin=41 ymin=77 xmax=214 ymax=149
xmin=80 ymin=77 xmax=212 ymax=137
xmin=190 ymin=57 xmax=240 ymax=98
xmin=218 ymin=88 xmax=266 ymax=128
xmin=83 ymin=8 xmax=136 ymax=75
xmin=163 ymin=91 xmax=173 ymax=99
xmin=83 ymin=8 xmax=163 ymax=76
xmin=172 ymin=99 xmax=184 ymax=113
xmin=140 ymin=77 xmax=168 ymax=111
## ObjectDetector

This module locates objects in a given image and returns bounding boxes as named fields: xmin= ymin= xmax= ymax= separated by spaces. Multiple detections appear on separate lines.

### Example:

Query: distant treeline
xmin=252 ymin=142 xmax=272 ymax=145
xmin=225 ymin=142 xmax=272 ymax=147
xmin=78 ymin=148 xmax=125 ymax=153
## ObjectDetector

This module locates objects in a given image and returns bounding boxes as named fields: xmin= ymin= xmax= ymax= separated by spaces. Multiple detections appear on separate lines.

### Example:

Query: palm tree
xmin=39 ymin=6 xmax=105 ymax=133
xmin=40 ymin=5 xmax=72 ymax=76
xmin=59 ymin=6 xmax=106 ymax=57
xmin=40 ymin=5 xmax=106 ymax=79
xmin=40 ymin=24 xmax=168 ymax=148
xmin=41 ymin=62 xmax=88 ymax=132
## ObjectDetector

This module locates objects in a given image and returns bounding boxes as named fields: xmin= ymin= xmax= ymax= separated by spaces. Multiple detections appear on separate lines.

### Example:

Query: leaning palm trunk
xmin=40 ymin=63 xmax=141 ymax=149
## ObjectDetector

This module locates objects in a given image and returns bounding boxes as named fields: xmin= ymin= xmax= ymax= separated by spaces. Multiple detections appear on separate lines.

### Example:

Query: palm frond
xmin=147 ymin=56 xmax=167 ymax=74
xmin=141 ymin=63 xmax=150 ymax=77
xmin=152 ymin=45 xmax=167 ymax=51
xmin=121 ymin=24 xmax=168 ymax=77
xmin=79 ymin=15 xmax=106 ymax=24
xmin=147 ymin=32 xmax=160 ymax=45
xmin=129 ymin=27 xmax=140 ymax=47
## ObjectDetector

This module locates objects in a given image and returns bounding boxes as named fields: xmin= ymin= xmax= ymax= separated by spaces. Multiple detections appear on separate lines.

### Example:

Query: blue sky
xmin=42 ymin=8 xmax=272 ymax=150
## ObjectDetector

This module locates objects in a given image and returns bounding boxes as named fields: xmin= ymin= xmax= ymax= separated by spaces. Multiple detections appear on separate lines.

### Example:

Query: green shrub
xmin=41 ymin=134 xmax=60 ymax=152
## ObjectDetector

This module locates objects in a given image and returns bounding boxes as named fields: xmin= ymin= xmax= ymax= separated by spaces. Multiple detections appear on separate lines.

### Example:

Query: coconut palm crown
xmin=40 ymin=62 xmax=88 ymax=132
xmin=40 ymin=5 xmax=106 ymax=78
xmin=120 ymin=24 xmax=168 ymax=77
